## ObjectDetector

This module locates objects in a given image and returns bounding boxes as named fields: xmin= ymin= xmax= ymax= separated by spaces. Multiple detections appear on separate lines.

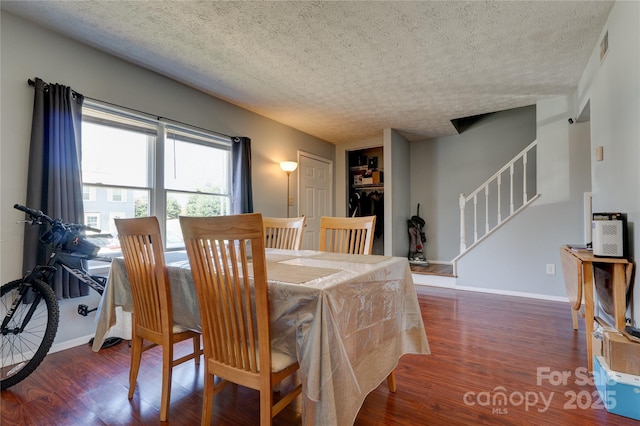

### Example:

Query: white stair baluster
xmin=484 ymin=186 xmax=489 ymax=234
xmin=459 ymin=193 xmax=467 ymax=252
xmin=473 ymin=194 xmax=478 ymax=243
xmin=523 ymin=152 xmax=528 ymax=203
xmin=509 ymin=163 xmax=515 ymax=214
xmin=497 ymin=174 xmax=502 ymax=223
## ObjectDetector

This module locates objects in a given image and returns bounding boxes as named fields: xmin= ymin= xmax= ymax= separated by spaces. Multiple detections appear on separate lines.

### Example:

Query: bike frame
xmin=51 ymin=250 xmax=112 ymax=296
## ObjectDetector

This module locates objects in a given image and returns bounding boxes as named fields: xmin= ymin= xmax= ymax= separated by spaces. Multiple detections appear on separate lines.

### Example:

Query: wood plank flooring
xmin=2 ymin=286 xmax=636 ymax=425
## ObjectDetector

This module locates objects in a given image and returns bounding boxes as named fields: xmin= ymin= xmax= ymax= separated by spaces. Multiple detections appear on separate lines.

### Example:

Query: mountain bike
xmin=1 ymin=204 xmax=115 ymax=390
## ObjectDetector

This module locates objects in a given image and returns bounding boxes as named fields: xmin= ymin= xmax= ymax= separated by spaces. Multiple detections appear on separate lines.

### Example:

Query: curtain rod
xmin=27 ymin=78 xmax=235 ymax=141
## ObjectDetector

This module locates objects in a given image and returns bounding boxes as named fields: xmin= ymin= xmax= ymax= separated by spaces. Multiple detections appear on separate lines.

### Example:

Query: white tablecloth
xmin=93 ymin=249 xmax=430 ymax=425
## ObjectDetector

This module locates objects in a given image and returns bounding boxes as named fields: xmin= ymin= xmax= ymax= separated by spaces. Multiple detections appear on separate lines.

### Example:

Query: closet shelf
xmin=353 ymin=184 xmax=384 ymax=190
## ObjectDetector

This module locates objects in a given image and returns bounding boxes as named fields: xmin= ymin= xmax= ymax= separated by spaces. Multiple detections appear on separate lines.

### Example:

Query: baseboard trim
xmin=50 ymin=334 xmax=95 ymax=354
xmin=454 ymin=285 xmax=569 ymax=303
xmin=412 ymin=273 xmax=455 ymax=288
xmin=413 ymin=275 xmax=569 ymax=303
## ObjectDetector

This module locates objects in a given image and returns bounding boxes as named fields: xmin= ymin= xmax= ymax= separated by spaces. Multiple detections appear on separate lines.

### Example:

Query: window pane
xmin=165 ymin=136 xmax=229 ymax=194
xmin=83 ymin=185 xmax=149 ymax=254
xmin=83 ymin=187 xmax=96 ymax=201
xmin=84 ymin=213 xmax=100 ymax=229
xmin=82 ymin=121 xmax=152 ymax=187
xmin=165 ymin=191 xmax=230 ymax=249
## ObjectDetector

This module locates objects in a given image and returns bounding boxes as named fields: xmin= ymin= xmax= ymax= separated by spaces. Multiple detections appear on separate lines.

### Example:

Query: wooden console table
xmin=559 ymin=245 xmax=633 ymax=371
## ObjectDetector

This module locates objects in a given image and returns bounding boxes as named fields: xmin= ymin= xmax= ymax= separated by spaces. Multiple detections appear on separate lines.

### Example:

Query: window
xmin=83 ymin=186 xmax=96 ymax=201
xmin=84 ymin=213 xmax=100 ymax=230
xmin=81 ymin=102 xmax=232 ymax=252
xmin=107 ymin=188 xmax=127 ymax=203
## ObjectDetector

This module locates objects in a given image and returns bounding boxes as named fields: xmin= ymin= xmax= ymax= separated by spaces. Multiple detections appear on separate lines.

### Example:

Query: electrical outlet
xmin=546 ymin=264 xmax=556 ymax=275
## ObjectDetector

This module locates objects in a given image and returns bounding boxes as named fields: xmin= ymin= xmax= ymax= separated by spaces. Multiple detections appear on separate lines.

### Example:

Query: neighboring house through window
xmin=83 ymin=186 xmax=96 ymax=202
xmin=84 ymin=213 xmax=100 ymax=230
xmin=107 ymin=188 xmax=127 ymax=203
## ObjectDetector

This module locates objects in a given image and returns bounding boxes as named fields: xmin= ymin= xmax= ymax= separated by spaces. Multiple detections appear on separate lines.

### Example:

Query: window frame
xmin=81 ymin=101 xmax=233 ymax=250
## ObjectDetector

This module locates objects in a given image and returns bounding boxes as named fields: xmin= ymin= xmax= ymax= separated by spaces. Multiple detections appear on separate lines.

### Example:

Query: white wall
xmin=0 ymin=12 xmax=334 ymax=346
xmin=575 ymin=0 xmax=640 ymax=324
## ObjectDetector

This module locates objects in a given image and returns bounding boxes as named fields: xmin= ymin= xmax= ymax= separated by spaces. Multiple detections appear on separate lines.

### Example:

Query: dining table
xmin=92 ymin=248 xmax=430 ymax=425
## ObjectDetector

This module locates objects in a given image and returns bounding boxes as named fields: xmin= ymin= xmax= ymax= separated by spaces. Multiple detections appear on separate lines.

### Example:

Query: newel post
xmin=459 ymin=193 xmax=467 ymax=253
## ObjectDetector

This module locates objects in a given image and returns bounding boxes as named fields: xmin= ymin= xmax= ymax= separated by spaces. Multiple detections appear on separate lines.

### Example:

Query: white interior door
xmin=298 ymin=152 xmax=333 ymax=250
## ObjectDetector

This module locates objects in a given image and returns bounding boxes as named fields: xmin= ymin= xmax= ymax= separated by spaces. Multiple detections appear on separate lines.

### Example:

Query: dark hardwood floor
xmin=2 ymin=286 xmax=636 ymax=425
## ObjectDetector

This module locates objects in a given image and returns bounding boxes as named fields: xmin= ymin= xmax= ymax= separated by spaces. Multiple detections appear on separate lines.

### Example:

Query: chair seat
xmin=256 ymin=350 xmax=298 ymax=373
xmin=172 ymin=324 xmax=192 ymax=334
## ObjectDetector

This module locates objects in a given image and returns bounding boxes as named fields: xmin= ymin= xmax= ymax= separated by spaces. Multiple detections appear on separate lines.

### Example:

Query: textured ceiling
xmin=2 ymin=1 xmax=613 ymax=144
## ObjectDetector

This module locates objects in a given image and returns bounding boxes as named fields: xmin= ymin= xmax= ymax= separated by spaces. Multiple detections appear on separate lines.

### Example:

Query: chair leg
xmin=201 ymin=373 xmax=215 ymax=426
xmin=160 ymin=343 xmax=173 ymax=422
xmin=128 ymin=335 xmax=143 ymax=399
xmin=259 ymin=387 xmax=273 ymax=426
xmin=386 ymin=371 xmax=397 ymax=393
xmin=193 ymin=335 xmax=201 ymax=365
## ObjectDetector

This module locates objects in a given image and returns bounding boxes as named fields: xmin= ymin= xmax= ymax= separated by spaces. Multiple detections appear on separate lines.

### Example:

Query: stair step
xmin=410 ymin=263 xmax=454 ymax=277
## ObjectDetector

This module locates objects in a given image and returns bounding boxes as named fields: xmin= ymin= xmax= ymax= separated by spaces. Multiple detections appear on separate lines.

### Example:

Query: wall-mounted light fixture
xmin=280 ymin=161 xmax=298 ymax=217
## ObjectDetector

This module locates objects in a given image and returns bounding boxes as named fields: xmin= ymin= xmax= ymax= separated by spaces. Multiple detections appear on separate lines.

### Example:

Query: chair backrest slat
xmin=319 ymin=216 xmax=376 ymax=255
xmin=263 ymin=216 xmax=306 ymax=250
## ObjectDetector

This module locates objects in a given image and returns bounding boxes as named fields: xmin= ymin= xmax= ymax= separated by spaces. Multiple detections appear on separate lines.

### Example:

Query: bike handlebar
xmin=14 ymin=204 xmax=101 ymax=233
xmin=14 ymin=204 xmax=52 ymax=224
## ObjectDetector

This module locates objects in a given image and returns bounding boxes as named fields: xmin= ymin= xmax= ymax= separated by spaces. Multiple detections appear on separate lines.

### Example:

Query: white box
xmin=592 ymin=220 xmax=623 ymax=257
xmin=361 ymin=177 xmax=373 ymax=185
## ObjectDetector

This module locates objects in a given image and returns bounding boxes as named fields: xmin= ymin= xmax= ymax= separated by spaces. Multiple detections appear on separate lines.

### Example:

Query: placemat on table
xmin=267 ymin=262 xmax=340 ymax=284
xmin=307 ymin=252 xmax=391 ymax=264
xmin=265 ymin=254 xmax=300 ymax=263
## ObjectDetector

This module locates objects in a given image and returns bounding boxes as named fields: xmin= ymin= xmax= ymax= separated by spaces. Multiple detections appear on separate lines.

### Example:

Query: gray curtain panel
xmin=231 ymin=136 xmax=253 ymax=214
xmin=23 ymin=77 xmax=87 ymax=299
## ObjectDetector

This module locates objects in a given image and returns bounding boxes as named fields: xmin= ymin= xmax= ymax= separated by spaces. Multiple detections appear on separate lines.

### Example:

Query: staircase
xmin=453 ymin=140 xmax=539 ymax=267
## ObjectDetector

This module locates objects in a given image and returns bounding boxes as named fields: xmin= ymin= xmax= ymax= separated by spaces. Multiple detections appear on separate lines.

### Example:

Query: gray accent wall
xmin=384 ymin=129 xmax=411 ymax=257
xmin=410 ymin=105 xmax=537 ymax=262
xmin=456 ymin=97 xmax=592 ymax=298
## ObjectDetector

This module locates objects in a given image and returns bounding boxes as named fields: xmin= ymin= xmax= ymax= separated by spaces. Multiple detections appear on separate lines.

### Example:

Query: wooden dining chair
xmin=318 ymin=215 xmax=396 ymax=392
xmin=114 ymin=216 xmax=202 ymax=422
xmin=263 ymin=216 xmax=306 ymax=250
xmin=179 ymin=213 xmax=302 ymax=426
xmin=318 ymin=215 xmax=377 ymax=255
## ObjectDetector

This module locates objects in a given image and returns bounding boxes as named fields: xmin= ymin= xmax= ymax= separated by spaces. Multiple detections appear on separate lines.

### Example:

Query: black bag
xmin=41 ymin=225 xmax=100 ymax=257
xmin=63 ymin=231 xmax=100 ymax=257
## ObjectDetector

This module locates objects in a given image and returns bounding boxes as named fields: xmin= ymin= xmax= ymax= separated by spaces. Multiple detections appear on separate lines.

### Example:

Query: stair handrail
xmin=459 ymin=140 xmax=537 ymax=254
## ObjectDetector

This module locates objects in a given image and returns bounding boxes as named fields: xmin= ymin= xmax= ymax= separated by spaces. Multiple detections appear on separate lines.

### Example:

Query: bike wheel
xmin=0 ymin=279 xmax=59 ymax=390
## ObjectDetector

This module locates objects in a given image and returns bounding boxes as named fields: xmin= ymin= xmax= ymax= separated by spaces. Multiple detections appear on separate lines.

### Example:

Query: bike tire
xmin=0 ymin=278 xmax=59 ymax=390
